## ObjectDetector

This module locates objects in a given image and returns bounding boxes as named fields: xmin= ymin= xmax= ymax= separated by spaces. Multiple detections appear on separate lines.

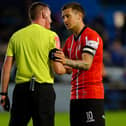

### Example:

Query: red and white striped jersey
xmin=63 ymin=26 xmax=104 ymax=99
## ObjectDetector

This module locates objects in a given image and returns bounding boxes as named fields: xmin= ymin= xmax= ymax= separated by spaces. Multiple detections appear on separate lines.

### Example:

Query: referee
xmin=0 ymin=2 xmax=66 ymax=126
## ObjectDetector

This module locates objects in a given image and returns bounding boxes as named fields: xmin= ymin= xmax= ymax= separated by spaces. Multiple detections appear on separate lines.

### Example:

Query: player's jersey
xmin=63 ymin=26 xmax=104 ymax=99
xmin=6 ymin=24 xmax=60 ymax=84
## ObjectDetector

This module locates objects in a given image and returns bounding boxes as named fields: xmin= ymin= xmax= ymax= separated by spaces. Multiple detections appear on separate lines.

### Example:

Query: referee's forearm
xmin=51 ymin=61 xmax=66 ymax=75
xmin=1 ymin=56 xmax=13 ymax=93
xmin=1 ymin=68 xmax=10 ymax=93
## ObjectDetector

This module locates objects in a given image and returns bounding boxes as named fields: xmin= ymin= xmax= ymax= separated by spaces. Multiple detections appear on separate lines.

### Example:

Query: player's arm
xmin=64 ymin=65 xmax=72 ymax=74
xmin=66 ymin=52 xmax=93 ymax=70
xmin=55 ymin=50 xmax=93 ymax=70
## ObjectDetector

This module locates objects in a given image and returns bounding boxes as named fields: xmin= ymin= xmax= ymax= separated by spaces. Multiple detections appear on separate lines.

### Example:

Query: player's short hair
xmin=62 ymin=2 xmax=85 ymax=18
xmin=28 ymin=2 xmax=48 ymax=21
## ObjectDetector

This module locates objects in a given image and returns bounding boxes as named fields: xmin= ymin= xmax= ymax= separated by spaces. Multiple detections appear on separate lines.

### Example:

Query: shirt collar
xmin=74 ymin=26 xmax=87 ymax=41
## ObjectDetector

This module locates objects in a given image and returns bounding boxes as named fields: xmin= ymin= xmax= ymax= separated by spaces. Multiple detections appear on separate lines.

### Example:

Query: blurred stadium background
xmin=0 ymin=0 xmax=126 ymax=125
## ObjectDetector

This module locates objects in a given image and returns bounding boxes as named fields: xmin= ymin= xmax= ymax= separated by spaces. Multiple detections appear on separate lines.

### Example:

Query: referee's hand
xmin=0 ymin=95 xmax=10 ymax=112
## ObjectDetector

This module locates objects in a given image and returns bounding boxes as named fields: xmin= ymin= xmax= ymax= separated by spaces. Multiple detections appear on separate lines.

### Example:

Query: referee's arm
xmin=49 ymin=48 xmax=66 ymax=75
xmin=50 ymin=60 xmax=66 ymax=75
xmin=0 ymin=56 xmax=13 ymax=109
xmin=1 ymin=56 xmax=13 ymax=93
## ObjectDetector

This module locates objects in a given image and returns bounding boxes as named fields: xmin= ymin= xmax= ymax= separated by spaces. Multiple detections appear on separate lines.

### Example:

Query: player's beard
xmin=65 ymin=24 xmax=75 ymax=32
xmin=65 ymin=24 xmax=72 ymax=30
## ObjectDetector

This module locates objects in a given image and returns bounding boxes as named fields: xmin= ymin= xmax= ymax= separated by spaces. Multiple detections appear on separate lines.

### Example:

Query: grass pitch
xmin=0 ymin=111 xmax=126 ymax=126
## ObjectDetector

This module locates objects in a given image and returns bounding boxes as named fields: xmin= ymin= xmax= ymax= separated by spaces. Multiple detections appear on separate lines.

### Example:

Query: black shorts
xmin=70 ymin=99 xmax=105 ymax=126
xmin=9 ymin=82 xmax=56 ymax=126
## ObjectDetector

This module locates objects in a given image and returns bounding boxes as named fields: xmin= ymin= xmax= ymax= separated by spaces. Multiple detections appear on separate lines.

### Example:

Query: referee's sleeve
xmin=6 ymin=36 xmax=14 ymax=56
xmin=50 ymin=32 xmax=60 ymax=50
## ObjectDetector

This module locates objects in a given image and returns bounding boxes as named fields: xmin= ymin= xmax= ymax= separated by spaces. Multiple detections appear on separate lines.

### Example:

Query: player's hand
xmin=64 ymin=65 xmax=72 ymax=74
xmin=54 ymin=50 xmax=67 ymax=64
xmin=0 ymin=94 xmax=10 ymax=112
xmin=49 ymin=48 xmax=61 ymax=61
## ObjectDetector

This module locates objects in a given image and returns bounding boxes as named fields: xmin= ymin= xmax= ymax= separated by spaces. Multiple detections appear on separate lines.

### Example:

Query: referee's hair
xmin=28 ymin=2 xmax=48 ymax=21
xmin=62 ymin=2 xmax=85 ymax=19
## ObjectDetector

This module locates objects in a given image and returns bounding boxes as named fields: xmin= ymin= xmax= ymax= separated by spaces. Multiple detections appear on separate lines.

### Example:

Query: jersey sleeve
xmin=54 ymin=35 xmax=60 ymax=49
xmin=50 ymin=32 xmax=61 ymax=50
xmin=6 ymin=35 xmax=15 ymax=56
xmin=82 ymin=32 xmax=100 ymax=56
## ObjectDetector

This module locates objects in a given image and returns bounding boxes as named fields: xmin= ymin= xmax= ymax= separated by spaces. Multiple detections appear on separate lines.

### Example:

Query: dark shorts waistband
xmin=16 ymin=81 xmax=53 ymax=85
xmin=15 ymin=81 xmax=54 ymax=92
